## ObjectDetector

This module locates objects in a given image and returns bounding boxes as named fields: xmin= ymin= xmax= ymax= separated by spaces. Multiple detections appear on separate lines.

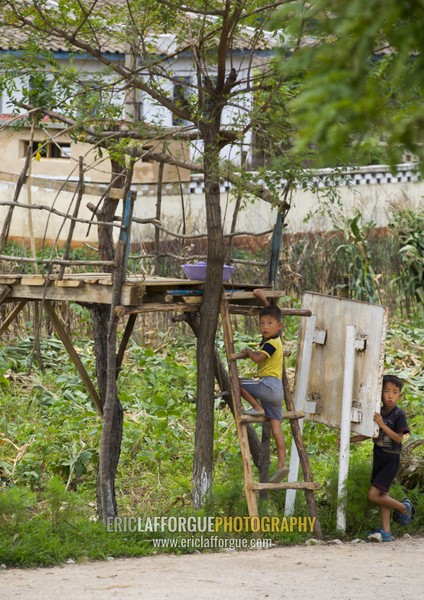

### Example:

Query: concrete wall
xmin=130 ymin=165 xmax=424 ymax=244
xmin=1 ymin=164 xmax=423 ymax=247
xmin=0 ymin=122 xmax=190 ymax=184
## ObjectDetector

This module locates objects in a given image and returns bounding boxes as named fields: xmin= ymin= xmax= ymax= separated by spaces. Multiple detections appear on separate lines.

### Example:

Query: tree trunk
xmin=184 ymin=313 xmax=262 ymax=468
xmin=97 ymin=241 xmax=125 ymax=520
xmin=93 ymin=160 xmax=127 ymax=520
xmin=192 ymin=126 xmax=225 ymax=508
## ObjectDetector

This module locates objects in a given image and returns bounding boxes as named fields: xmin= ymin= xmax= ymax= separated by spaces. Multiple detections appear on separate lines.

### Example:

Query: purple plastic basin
xmin=181 ymin=262 xmax=237 ymax=282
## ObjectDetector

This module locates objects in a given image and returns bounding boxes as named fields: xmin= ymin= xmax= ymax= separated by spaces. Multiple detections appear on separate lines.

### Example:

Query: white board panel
xmin=293 ymin=293 xmax=388 ymax=437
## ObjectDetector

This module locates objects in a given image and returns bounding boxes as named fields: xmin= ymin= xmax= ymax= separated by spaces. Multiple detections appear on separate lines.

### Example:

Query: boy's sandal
xmin=397 ymin=499 xmax=413 ymax=526
xmin=242 ymin=408 xmax=265 ymax=417
xmin=367 ymin=530 xmax=382 ymax=542
xmin=269 ymin=467 xmax=289 ymax=483
xmin=367 ymin=528 xmax=394 ymax=542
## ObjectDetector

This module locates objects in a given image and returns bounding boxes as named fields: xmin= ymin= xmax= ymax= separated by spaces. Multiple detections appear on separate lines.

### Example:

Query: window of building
xmin=139 ymin=144 xmax=154 ymax=163
xmin=21 ymin=140 xmax=71 ymax=159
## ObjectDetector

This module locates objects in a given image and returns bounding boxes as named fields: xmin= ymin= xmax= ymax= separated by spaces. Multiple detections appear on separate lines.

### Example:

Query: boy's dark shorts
xmin=241 ymin=376 xmax=283 ymax=421
xmin=371 ymin=444 xmax=400 ymax=493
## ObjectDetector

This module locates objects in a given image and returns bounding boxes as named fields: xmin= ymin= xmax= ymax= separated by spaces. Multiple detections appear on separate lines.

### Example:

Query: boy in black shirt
xmin=351 ymin=374 xmax=412 ymax=541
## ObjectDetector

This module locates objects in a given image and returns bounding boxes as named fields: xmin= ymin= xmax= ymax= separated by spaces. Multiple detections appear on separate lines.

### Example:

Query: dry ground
xmin=1 ymin=535 xmax=423 ymax=599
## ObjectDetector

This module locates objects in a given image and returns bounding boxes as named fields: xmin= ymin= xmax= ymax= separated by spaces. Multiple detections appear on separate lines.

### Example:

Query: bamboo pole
xmin=58 ymin=157 xmax=85 ymax=280
xmin=0 ymin=171 xmax=125 ymax=199
xmin=0 ymin=200 xmax=122 ymax=229
xmin=0 ymin=255 xmax=115 ymax=267
xmin=0 ymin=147 xmax=33 ymax=253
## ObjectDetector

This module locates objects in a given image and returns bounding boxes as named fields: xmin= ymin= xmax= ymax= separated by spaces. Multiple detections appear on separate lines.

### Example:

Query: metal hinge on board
xmin=313 ymin=329 xmax=327 ymax=345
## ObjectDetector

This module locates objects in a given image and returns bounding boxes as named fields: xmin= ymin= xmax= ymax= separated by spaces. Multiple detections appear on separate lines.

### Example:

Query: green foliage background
xmin=272 ymin=0 xmax=424 ymax=169
xmin=0 ymin=292 xmax=423 ymax=565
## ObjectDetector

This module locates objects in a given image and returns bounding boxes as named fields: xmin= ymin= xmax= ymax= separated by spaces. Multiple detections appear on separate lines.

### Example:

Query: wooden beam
xmin=0 ymin=171 xmax=125 ymax=199
xmin=43 ymin=301 xmax=103 ymax=415
xmin=252 ymin=481 xmax=321 ymax=491
xmin=224 ymin=290 xmax=287 ymax=301
xmin=116 ymin=313 xmax=137 ymax=377
xmin=0 ymin=255 xmax=115 ymax=268
xmin=6 ymin=279 xmax=138 ymax=305
xmin=0 ymin=285 xmax=12 ymax=303
xmin=239 ymin=410 xmax=305 ymax=424
xmin=115 ymin=303 xmax=198 ymax=317
xmin=229 ymin=306 xmax=312 ymax=317
xmin=8 ymin=283 xmax=114 ymax=304
xmin=0 ymin=300 xmax=27 ymax=336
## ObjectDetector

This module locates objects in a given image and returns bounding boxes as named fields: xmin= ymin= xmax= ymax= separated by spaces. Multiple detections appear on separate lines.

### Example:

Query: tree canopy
xmin=0 ymin=1 xmax=291 ymax=174
xmin=0 ymin=0 xmax=296 ymax=516
xmin=272 ymin=0 xmax=424 ymax=169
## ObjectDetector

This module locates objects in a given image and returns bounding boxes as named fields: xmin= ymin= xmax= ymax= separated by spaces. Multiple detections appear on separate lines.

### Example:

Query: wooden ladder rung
xmin=239 ymin=410 xmax=305 ymax=424
xmin=252 ymin=481 xmax=321 ymax=491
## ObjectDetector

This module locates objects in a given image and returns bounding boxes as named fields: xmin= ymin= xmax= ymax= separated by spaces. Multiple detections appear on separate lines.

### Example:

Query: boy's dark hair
xmin=259 ymin=305 xmax=282 ymax=321
xmin=382 ymin=374 xmax=403 ymax=391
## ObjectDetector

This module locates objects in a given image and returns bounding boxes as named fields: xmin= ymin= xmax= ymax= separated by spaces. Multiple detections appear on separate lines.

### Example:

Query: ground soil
xmin=1 ymin=535 xmax=423 ymax=599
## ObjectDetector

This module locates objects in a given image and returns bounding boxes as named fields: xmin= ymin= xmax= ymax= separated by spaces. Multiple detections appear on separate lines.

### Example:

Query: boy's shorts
xmin=371 ymin=444 xmax=400 ymax=493
xmin=241 ymin=376 xmax=283 ymax=421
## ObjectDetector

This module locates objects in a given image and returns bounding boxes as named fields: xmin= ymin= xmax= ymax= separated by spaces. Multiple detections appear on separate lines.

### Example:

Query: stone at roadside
xmin=305 ymin=538 xmax=323 ymax=546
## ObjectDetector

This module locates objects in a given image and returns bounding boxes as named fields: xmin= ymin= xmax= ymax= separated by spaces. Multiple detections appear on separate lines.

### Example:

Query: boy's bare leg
xmin=270 ymin=418 xmax=287 ymax=469
xmin=380 ymin=505 xmax=392 ymax=533
xmin=239 ymin=383 xmax=265 ymax=414
xmin=368 ymin=486 xmax=408 ymax=516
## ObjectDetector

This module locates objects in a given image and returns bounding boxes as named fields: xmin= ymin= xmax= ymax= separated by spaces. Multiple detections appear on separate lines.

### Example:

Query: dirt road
xmin=1 ymin=536 xmax=423 ymax=600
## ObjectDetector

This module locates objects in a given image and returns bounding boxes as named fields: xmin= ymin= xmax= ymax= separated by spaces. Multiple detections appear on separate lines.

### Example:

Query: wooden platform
xmin=0 ymin=273 xmax=290 ymax=310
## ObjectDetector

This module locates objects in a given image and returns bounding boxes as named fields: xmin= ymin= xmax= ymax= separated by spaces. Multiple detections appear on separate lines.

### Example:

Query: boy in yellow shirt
xmin=234 ymin=292 xmax=288 ymax=483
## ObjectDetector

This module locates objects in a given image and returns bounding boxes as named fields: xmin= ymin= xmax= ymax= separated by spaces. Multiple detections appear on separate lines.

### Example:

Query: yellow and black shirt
xmin=258 ymin=334 xmax=283 ymax=380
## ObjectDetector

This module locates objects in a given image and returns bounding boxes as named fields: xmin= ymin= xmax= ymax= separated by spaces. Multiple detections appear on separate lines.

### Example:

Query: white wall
xmin=2 ymin=164 xmax=422 ymax=247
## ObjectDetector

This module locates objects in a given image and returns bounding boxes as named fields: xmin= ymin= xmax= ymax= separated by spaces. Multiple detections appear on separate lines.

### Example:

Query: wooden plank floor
xmin=0 ymin=273 xmax=288 ymax=307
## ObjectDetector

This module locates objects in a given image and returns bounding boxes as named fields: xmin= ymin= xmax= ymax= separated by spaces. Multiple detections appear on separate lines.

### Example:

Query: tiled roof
xmin=0 ymin=2 xmax=279 ymax=55
xmin=0 ymin=0 xmax=127 ymax=54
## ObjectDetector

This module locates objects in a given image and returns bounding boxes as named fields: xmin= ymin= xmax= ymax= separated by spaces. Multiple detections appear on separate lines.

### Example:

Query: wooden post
xmin=98 ymin=239 xmax=126 ymax=520
xmin=0 ymin=300 xmax=27 ymax=337
xmin=337 ymin=325 xmax=356 ymax=532
xmin=120 ymin=190 xmax=136 ymax=276
xmin=116 ymin=313 xmax=137 ymax=377
xmin=58 ymin=157 xmax=85 ymax=280
xmin=258 ymin=420 xmax=271 ymax=500
xmin=43 ymin=300 xmax=102 ymax=415
xmin=0 ymin=285 xmax=12 ymax=304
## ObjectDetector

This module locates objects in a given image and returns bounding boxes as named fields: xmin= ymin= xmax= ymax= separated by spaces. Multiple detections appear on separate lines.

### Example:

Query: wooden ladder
xmin=220 ymin=292 xmax=322 ymax=536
